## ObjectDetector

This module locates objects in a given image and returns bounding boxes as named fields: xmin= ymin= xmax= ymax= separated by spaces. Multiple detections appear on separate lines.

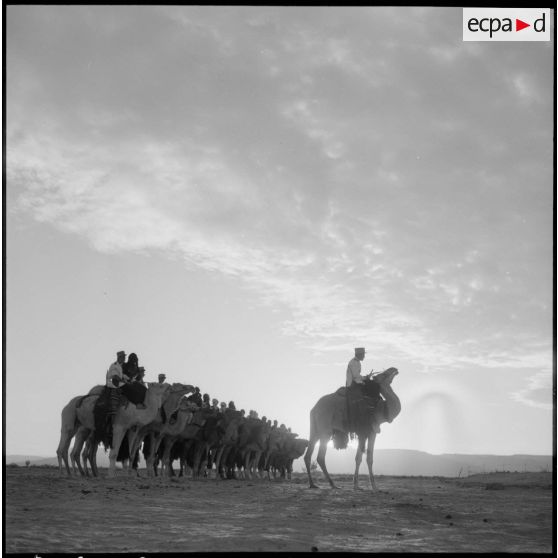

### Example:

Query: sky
xmin=5 ymin=6 xmax=555 ymax=463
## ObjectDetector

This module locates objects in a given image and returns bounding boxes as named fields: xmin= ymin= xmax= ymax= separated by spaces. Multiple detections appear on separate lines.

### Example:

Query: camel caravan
xmin=57 ymin=347 xmax=400 ymax=489
xmin=56 ymin=350 xmax=309 ymax=481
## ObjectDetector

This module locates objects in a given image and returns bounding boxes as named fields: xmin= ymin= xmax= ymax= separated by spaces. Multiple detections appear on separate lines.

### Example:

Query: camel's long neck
xmin=162 ymin=391 xmax=186 ymax=417
xmin=380 ymin=383 xmax=401 ymax=423
xmin=164 ymin=410 xmax=193 ymax=435
xmin=143 ymin=390 xmax=165 ymax=421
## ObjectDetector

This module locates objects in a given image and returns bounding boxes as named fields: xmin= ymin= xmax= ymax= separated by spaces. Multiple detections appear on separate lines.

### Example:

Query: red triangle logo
xmin=516 ymin=19 xmax=530 ymax=31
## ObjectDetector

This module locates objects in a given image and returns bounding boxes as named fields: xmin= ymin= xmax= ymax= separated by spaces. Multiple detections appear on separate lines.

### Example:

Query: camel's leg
xmin=249 ymin=451 xmax=259 ymax=478
xmin=191 ymin=444 xmax=206 ymax=479
xmin=56 ymin=426 xmax=76 ymax=476
xmin=81 ymin=442 xmax=91 ymax=477
xmin=199 ymin=446 xmax=210 ymax=478
xmin=206 ymin=446 xmax=217 ymax=478
xmin=221 ymin=447 xmax=234 ymax=479
xmin=129 ymin=431 xmax=145 ymax=475
xmin=160 ymin=439 xmax=174 ymax=478
xmin=70 ymin=427 xmax=89 ymax=477
xmin=255 ymin=451 xmax=265 ymax=479
xmin=108 ymin=425 xmax=126 ymax=477
xmin=124 ymin=429 xmax=139 ymax=474
xmin=303 ymin=437 xmax=320 ymax=488
xmin=86 ymin=438 xmax=99 ymax=477
xmin=365 ymin=432 xmax=378 ymax=492
xmin=243 ymin=452 xmax=253 ymax=480
xmin=353 ymin=435 xmax=366 ymax=490
xmin=264 ymin=452 xmax=274 ymax=479
xmin=287 ymin=459 xmax=294 ymax=480
xmin=154 ymin=435 xmax=168 ymax=477
xmin=214 ymin=446 xmax=229 ymax=479
xmin=181 ymin=452 xmax=194 ymax=479
xmin=316 ymin=437 xmax=337 ymax=489
xmin=72 ymin=429 xmax=87 ymax=476
xmin=69 ymin=440 xmax=80 ymax=476
xmin=132 ymin=448 xmax=141 ymax=476
xmin=191 ymin=446 xmax=199 ymax=479
xmin=146 ymin=438 xmax=156 ymax=477
xmin=207 ymin=447 xmax=218 ymax=478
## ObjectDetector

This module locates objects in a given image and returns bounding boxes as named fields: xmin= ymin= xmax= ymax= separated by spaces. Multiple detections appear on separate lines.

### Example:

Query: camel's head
xmin=177 ymin=398 xmax=198 ymax=424
xmin=170 ymin=383 xmax=195 ymax=396
xmin=178 ymin=398 xmax=199 ymax=412
xmin=372 ymin=367 xmax=399 ymax=386
xmin=147 ymin=381 xmax=172 ymax=396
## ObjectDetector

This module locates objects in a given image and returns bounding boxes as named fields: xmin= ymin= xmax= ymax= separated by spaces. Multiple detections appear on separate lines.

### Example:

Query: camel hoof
xmin=309 ymin=484 xmax=320 ymax=489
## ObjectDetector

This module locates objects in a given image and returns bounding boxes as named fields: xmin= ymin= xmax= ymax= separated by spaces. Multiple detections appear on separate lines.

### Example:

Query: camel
xmin=106 ymin=382 xmax=171 ymax=477
xmin=238 ymin=418 xmax=270 ymax=479
xmin=268 ymin=436 xmax=309 ymax=479
xmin=122 ymin=383 xmax=195 ymax=475
xmin=216 ymin=416 xmax=269 ymax=480
xmin=71 ymin=382 xmax=191 ymax=477
xmin=56 ymin=395 xmax=86 ymax=476
xmin=142 ymin=397 xmax=199 ymax=476
xmin=263 ymin=427 xmax=284 ymax=477
xmin=157 ymin=406 xmax=210 ymax=477
xmin=56 ymin=385 xmax=105 ymax=476
xmin=303 ymin=367 xmax=401 ymax=491
xmin=185 ymin=410 xmax=228 ymax=479
xmin=211 ymin=410 xmax=244 ymax=479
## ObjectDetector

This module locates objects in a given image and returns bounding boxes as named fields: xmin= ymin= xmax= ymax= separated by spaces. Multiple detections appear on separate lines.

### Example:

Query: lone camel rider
xmin=346 ymin=347 xmax=373 ymax=388
xmin=346 ymin=347 xmax=382 ymax=434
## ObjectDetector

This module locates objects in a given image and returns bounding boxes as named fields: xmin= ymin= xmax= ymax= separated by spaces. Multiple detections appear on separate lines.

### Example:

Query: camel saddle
xmin=93 ymin=387 xmax=131 ymax=448
xmin=334 ymin=383 xmax=381 ymax=436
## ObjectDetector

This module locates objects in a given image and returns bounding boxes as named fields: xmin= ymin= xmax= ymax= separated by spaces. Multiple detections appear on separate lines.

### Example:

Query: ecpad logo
xmin=463 ymin=8 xmax=550 ymax=41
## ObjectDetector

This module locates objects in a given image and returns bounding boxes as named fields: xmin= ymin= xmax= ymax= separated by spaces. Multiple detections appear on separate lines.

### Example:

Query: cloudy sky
xmin=5 ymin=6 xmax=554 ymax=462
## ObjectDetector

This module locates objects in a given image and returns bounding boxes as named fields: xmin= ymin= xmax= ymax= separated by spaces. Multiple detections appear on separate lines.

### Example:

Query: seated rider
xmin=187 ymin=387 xmax=203 ymax=407
xmin=111 ymin=351 xmax=147 ymax=410
xmin=346 ymin=347 xmax=382 ymax=434
xmin=123 ymin=352 xmax=139 ymax=382
xmin=105 ymin=350 xmax=128 ymax=427
xmin=134 ymin=366 xmax=146 ymax=385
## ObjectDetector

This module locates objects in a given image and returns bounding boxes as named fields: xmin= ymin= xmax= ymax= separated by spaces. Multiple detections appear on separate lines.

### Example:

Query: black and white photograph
xmin=4 ymin=5 xmax=555 ymax=554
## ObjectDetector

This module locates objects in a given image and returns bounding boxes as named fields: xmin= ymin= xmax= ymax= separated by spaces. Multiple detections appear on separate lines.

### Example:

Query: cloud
xmin=6 ymin=6 xmax=553 ymax=404
xmin=510 ymin=370 xmax=553 ymax=410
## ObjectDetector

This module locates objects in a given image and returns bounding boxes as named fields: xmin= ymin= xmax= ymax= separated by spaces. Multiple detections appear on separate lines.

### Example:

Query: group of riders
xmin=103 ymin=349 xmax=297 ymax=435
xmin=102 ymin=346 xmax=382 ymax=438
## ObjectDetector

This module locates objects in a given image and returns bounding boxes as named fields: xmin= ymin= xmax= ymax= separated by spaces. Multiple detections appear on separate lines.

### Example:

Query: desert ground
xmin=4 ymin=466 xmax=553 ymax=554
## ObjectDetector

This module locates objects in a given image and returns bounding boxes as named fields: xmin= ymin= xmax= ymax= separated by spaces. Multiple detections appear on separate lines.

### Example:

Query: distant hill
xmin=6 ymin=449 xmax=553 ymax=477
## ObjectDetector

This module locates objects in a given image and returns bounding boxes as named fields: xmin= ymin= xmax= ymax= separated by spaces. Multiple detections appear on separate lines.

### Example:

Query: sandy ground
xmin=4 ymin=466 xmax=553 ymax=554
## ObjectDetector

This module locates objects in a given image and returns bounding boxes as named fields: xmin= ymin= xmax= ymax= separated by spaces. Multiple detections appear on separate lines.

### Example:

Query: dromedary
xmin=106 ymin=382 xmax=171 ymax=477
xmin=71 ymin=382 xmax=188 ymax=477
xmin=141 ymin=397 xmax=199 ymax=477
xmin=122 ymin=383 xmax=195 ymax=475
xmin=303 ymin=367 xmax=401 ymax=491
xmin=57 ymin=395 xmax=87 ymax=476
xmin=56 ymin=385 xmax=105 ymax=476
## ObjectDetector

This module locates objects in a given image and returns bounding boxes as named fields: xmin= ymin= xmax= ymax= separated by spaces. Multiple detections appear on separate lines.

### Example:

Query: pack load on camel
xmin=333 ymin=376 xmax=382 ymax=449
